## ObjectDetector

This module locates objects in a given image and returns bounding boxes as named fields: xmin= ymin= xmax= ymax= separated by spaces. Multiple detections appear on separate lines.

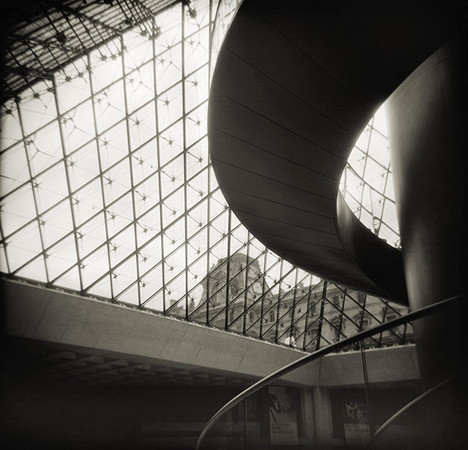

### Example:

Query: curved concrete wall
xmin=209 ymin=0 xmax=463 ymax=303
xmin=386 ymin=37 xmax=467 ymax=312
xmin=386 ymin=37 xmax=468 ymax=386
xmin=386 ymin=36 xmax=468 ymax=445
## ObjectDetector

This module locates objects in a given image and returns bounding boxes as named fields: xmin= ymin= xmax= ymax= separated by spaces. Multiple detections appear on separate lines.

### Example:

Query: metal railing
xmin=196 ymin=293 xmax=465 ymax=449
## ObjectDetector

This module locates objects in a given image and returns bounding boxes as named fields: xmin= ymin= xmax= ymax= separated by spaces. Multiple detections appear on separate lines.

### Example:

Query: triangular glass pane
xmin=123 ymin=22 xmax=154 ymax=71
xmin=43 ymin=228 xmax=77 ymax=280
xmin=163 ymin=218 xmax=185 ymax=249
xmin=131 ymin=138 xmax=158 ymax=184
xmin=35 ymin=163 xmax=69 ymax=214
xmin=187 ymin=230 xmax=207 ymax=266
xmin=187 ymin=201 xmax=207 ymax=238
xmin=138 ymin=237 xmax=162 ymax=275
xmin=137 ymin=209 xmax=161 ymax=246
xmin=28 ymin=121 xmax=62 ymax=177
xmin=161 ymin=188 xmax=184 ymax=224
xmin=186 ymin=136 xmax=209 ymax=178
xmin=80 ymin=245 xmax=110 ymax=289
xmin=157 ymin=82 xmax=183 ymax=131
xmin=140 ymin=263 xmax=164 ymax=304
xmin=117 ymin=282 xmax=140 ymax=307
xmin=1 ymin=101 xmax=23 ymax=151
xmin=112 ymin=256 xmax=138 ymax=300
xmin=53 ymin=264 xmax=82 ymax=292
xmin=109 ymin=225 xmax=136 ymax=267
xmin=0 ymin=143 xmax=30 ymax=196
xmin=87 ymin=274 xmax=112 ymax=299
xmin=41 ymin=199 xmax=73 ymax=248
xmin=185 ymin=102 xmax=207 ymax=148
xmin=16 ymin=256 xmax=47 ymax=282
xmin=19 ymin=80 xmax=57 ymax=135
xmin=61 ymin=100 xmax=95 ymax=154
xmin=155 ymin=43 xmax=182 ymax=94
xmin=209 ymin=235 xmax=228 ymax=261
xmin=56 ymin=57 xmax=91 ymax=113
xmin=164 ymin=245 xmax=186 ymax=283
xmin=159 ymin=120 xmax=184 ymax=166
xmin=134 ymin=172 xmax=160 ymax=217
xmin=67 ymin=140 xmax=100 ymax=191
xmin=6 ymin=222 xmax=43 ymax=272
xmin=125 ymin=61 xmax=155 ymax=114
xmin=76 ymin=212 xmax=107 ymax=258
xmin=160 ymin=154 xmax=184 ymax=199
xmin=184 ymin=27 xmax=209 ymax=75
xmin=143 ymin=290 xmax=165 ymax=313
xmin=128 ymin=101 xmax=156 ymax=150
xmin=187 ymin=167 xmax=208 ymax=204
xmin=155 ymin=5 xmax=182 ymax=54
xmin=90 ymin=38 xmax=123 ymax=91
xmin=106 ymin=192 xmax=134 ymax=237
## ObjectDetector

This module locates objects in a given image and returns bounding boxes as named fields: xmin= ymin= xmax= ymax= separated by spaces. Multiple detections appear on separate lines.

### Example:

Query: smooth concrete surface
xmin=281 ymin=344 xmax=419 ymax=388
xmin=319 ymin=345 xmax=419 ymax=387
xmin=4 ymin=277 xmax=420 ymax=388
xmin=3 ymin=278 xmax=307 ymax=380
xmin=2 ymin=278 xmax=423 ymax=449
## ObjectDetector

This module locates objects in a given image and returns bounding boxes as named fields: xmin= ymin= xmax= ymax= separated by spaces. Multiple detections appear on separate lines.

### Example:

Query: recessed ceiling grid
xmin=1 ymin=0 xmax=409 ymax=352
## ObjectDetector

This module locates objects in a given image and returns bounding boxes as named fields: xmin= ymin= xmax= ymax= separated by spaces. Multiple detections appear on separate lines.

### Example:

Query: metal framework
xmin=0 ymin=0 xmax=408 ymax=353
xmin=2 ymin=0 xmax=176 ymax=102
xmin=339 ymin=109 xmax=401 ymax=248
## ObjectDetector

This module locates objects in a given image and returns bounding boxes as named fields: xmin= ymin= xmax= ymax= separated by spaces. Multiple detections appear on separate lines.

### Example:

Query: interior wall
xmin=0 ymin=369 xmax=244 ymax=449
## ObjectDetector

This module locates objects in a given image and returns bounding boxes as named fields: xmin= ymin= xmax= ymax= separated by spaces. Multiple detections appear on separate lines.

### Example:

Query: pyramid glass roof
xmin=1 ymin=0 xmax=406 ymax=351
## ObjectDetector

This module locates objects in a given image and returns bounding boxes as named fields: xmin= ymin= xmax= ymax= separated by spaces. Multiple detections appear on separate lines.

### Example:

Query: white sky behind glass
xmin=0 ymin=0 xmax=320 ymax=313
xmin=339 ymin=105 xmax=401 ymax=248
xmin=0 ymin=0 xmax=399 ymax=319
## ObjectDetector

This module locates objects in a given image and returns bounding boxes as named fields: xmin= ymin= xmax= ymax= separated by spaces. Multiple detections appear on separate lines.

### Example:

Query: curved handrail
xmin=195 ymin=293 xmax=465 ymax=449
xmin=373 ymin=375 xmax=456 ymax=439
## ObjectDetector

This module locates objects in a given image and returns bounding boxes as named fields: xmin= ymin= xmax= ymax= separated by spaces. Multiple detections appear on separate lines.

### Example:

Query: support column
xmin=313 ymin=387 xmax=333 ymax=448
xmin=386 ymin=35 xmax=468 ymax=446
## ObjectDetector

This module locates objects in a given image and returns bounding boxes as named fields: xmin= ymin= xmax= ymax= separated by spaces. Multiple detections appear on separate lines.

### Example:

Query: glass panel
xmin=340 ymin=103 xmax=400 ymax=247
xmin=1 ymin=0 xmax=405 ymax=358
xmin=198 ymin=298 xmax=461 ymax=450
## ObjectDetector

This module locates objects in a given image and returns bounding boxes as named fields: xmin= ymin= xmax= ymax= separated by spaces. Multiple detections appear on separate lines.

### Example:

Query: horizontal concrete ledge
xmin=3 ymin=279 xmax=419 ymax=387
xmin=2 ymin=278 xmax=306 ymax=380
xmin=279 ymin=344 xmax=419 ymax=387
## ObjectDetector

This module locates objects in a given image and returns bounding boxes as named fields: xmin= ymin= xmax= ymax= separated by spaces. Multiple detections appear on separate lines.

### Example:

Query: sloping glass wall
xmin=1 ymin=0 xmax=405 ymax=351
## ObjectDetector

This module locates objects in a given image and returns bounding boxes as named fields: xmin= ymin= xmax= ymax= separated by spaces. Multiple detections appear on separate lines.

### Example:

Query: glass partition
xmin=196 ymin=295 xmax=464 ymax=450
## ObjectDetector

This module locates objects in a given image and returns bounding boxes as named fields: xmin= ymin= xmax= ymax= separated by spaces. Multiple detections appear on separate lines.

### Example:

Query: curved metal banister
xmin=195 ymin=293 xmax=465 ymax=450
xmin=373 ymin=375 xmax=456 ymax=439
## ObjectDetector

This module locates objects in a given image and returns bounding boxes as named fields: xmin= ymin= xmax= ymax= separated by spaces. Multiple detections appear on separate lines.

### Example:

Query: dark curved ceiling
xmin=209 ymin=0 xmax=464 ymax=304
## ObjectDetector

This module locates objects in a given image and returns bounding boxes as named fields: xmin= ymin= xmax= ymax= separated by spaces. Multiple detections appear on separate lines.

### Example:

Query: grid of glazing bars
xmin=0 ymin=0 xmax=409 ymax=351
xmin=2 ymin=0 xmax=175 ymax=101
xmin=339 ymin=109 xmax=401 ymax=248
